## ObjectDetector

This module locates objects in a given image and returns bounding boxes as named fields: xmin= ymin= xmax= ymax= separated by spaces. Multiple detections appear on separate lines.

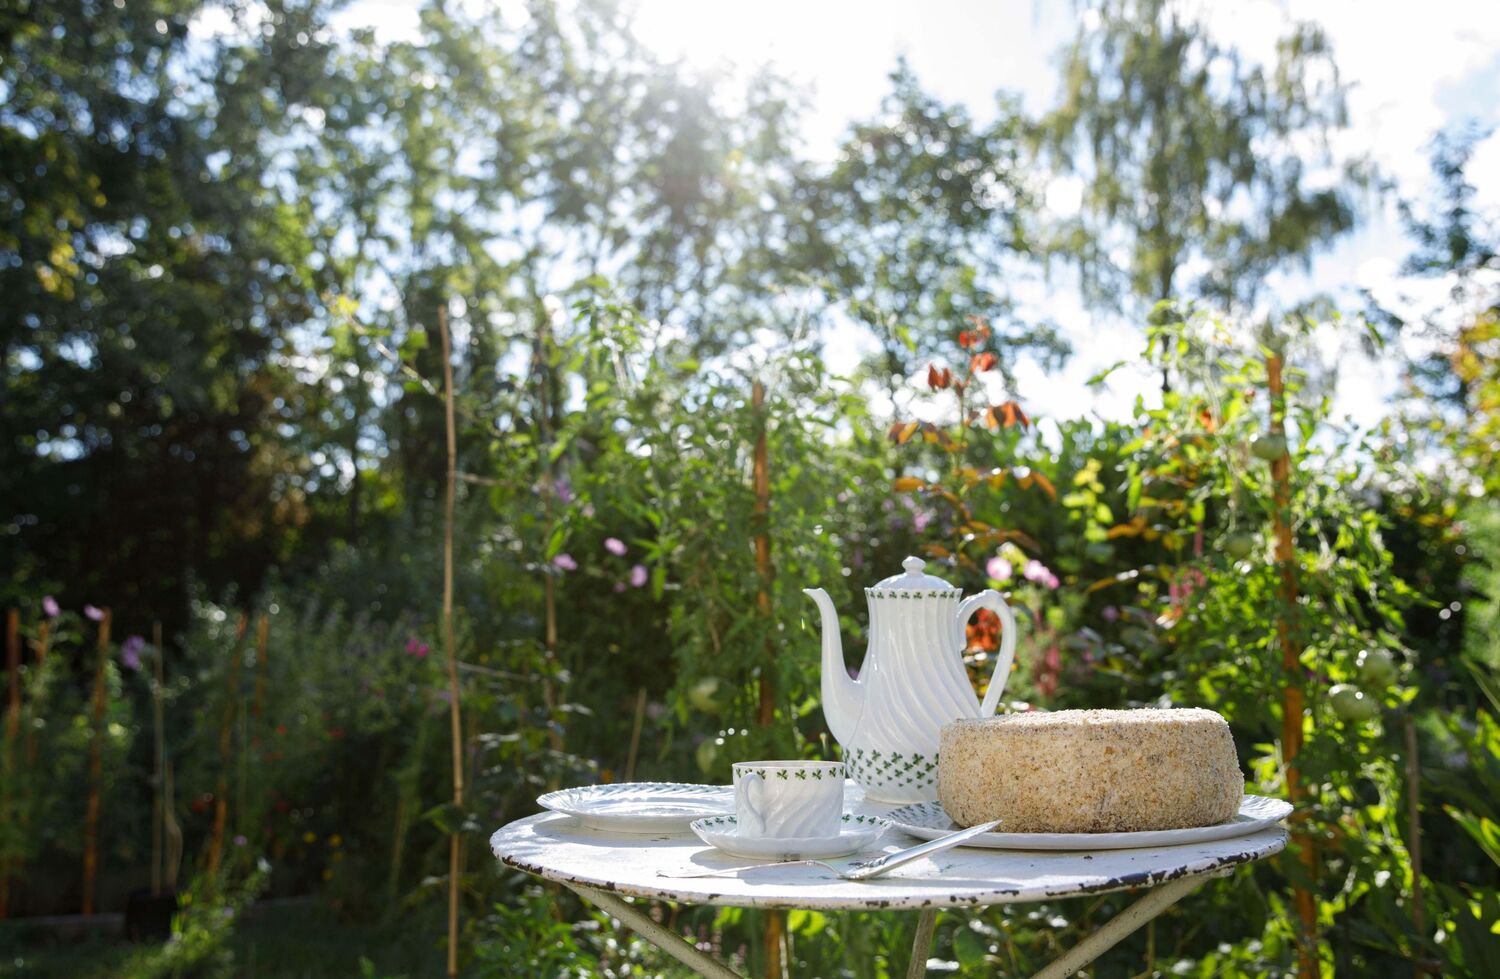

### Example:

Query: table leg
xmin=1029 ymin=875 xmax=1207 ymax=979
xmin=906 ymin=908 xmax=939 ymax=979
xmin=564 ymin=883 xmax=744 ymax=979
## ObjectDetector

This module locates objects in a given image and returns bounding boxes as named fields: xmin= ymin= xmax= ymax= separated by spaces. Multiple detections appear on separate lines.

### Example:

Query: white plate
xmin=690 ymin=813 xmax=891 ymax=860
xmin=538 ymin=782 xmax=733 ymax=833
xmin=884 ymin=795 xmax=1291 ymax=851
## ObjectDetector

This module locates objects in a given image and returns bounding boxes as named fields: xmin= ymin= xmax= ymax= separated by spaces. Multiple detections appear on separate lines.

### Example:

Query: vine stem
xmin=1267 ymin=352 xmax=1318 ymax=978
xmin=439 ymin=304 xmax=464 ymax=979
xmin=750 ymin=380 xmax=785 ymax=979
xmin=1 ymin=609 xmax=18 ymax=917
xmin=82 ymin=608 xmax=113 ymax=914
xmin=1404 ymin=716 xmax=1427 ymax=976
xmin=151 ymin=621 xmax=164 ymax=897
xmin=207 ymin=613 xmax=249 ymax=877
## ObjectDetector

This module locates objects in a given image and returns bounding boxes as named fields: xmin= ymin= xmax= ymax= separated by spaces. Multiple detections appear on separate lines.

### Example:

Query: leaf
xmin=998 ymin=400 xmax=1029 ymax=429
xmin=1085 ymin=361 xmax=1128 ymax=386
xmin=970 ymin=352 xmax=998 ymax=373
xmin=1446 ymin=806 xmax=1500 ymax=869
xmin=953 ymin=928 xmax=986 ymax=968
xmin=1030 ymin=471 xmax=1056 ymax=499
xmin=892 ymin=476 xmax=926 ymax=492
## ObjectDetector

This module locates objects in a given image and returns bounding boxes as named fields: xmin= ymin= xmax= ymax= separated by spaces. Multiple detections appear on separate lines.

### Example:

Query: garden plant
xmin=2 ymin=0 xmax=1497 ymax=977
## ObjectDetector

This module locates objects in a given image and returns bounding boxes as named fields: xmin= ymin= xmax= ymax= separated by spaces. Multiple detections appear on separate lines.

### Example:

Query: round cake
xmin=938 ymin=708 xmax=1243 ymax=833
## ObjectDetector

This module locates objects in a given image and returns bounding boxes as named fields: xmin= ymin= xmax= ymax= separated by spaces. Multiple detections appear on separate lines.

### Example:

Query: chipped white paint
xmin=491 ymin=811 xmax=1288 ymax=911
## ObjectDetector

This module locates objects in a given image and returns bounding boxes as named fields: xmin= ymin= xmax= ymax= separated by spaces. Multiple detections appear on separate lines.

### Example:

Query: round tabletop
xmin=491 ymin=811 xmax=1288 ymax=911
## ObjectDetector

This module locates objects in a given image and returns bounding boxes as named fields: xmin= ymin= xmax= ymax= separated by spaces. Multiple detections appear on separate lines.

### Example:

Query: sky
xmin=325 ymin=0 xmax=1500 ymax=431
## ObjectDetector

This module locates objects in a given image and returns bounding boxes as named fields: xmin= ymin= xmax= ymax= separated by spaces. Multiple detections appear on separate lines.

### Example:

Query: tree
xmin=0 ymin=0 xmax=335 ymax=627
xmin=1037 ymin=0 xmax=1370 ymax=353
xmin=1373 ymin=126 xmax=1500 ymax=491
xmin=809 ymin=63 xmax=1067 ymax=395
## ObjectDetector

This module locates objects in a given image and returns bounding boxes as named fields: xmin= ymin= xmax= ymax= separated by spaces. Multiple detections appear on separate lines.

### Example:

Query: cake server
xmin=659 ymin=819 xmax=1001 ymax=881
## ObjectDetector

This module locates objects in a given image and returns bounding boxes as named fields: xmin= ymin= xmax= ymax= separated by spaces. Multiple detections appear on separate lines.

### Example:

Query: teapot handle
xmin=956 ymin=590 xmax=1018 ymax=717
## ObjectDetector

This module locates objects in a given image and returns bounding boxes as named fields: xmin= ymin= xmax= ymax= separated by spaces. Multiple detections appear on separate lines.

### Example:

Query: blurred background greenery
xmin=1 ymin=0 xmax=1498 ymax=975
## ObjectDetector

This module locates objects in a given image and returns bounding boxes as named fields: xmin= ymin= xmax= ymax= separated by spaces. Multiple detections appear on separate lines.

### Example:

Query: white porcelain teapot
xmin=805 ymin=556 xmax=1018 ymax=803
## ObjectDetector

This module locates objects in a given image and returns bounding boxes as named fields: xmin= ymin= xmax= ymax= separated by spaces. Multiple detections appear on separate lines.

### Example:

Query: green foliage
xmin=812 ymin=63 xmax=1068 ymax=388
xmin=3 ymin=1 xmax=1496 ymax=977
xmin=0 ymin=0 xmax=334 ymax=625
xmin=115 ymin=863 xmax=270 ymax=979
xmin=1037 ymin=0 xmax=1370 ymax=318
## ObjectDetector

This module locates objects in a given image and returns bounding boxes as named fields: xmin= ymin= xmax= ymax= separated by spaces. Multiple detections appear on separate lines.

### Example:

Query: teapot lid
xmin=872 ymin=556 xmax=956 ymax=591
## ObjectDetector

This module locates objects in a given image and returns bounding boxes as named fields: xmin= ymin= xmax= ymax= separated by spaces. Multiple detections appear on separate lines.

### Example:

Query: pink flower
xmin=985 ymin=557 xmax=1013 ymax=582
xmin=1043 ymin=573 xmax=1060 ymax=590
xmin=629 ymin=564 xmax=648 ymax=588
xmin=84 ymin=604 xmax=104 ymax=622
xmin=1022 ymin=560 xmax=1050 ymax=584
xmin=1102 ymin=605 xmax=1119 ymax=623
xmin=42 ymin=596 xmax=60 ymax=618
xmin=553 ymin=553 xmax=577 ymax=572
xmin=405 ymin=638 xmax=429 ymax=658
xmin=613 ymin=582 xmax=627 ymax=593
xmin=604 ymin=537 xmax=627 ymax=556
xmin=121 ymin=635 xmax=145 ymax=671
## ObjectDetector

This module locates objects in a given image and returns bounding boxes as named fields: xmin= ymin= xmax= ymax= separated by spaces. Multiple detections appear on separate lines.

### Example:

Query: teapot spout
xmin=804 ymin=587 xmax=863 ymax=746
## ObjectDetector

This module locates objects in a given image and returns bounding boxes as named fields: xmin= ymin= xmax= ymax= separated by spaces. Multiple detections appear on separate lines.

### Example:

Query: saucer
xmin=537 ymin=783 xmax=733 ymax=833
xmin=690 ymin=813 xmax=890 ymax=860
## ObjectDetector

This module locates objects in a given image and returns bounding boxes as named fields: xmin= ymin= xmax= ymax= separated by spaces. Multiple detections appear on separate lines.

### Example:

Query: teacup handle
xmin=740 ymin=772 xmax=768 ymax=836
xmin=956 ymin=589 xmax=1018 ymax=717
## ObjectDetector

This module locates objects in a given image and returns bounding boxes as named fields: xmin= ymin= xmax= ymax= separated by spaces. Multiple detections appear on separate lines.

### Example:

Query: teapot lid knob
xmin=871 ymin=555 xmax=957 ymax=591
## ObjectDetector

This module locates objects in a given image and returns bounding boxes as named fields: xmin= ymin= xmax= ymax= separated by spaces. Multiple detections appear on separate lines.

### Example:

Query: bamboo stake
xmin=534 ymin=304 xmax=564 ymax=760
xmin=11 ymin=620 xmax=50 ymax=916
xmin=1266 ymin=352 xmax=1317 ymax=978
xmin=151 ymin=622 xmax=165 ymax=896
xmin=207 ymin=613 xmax=249 ymax=877
xmin=1 ymin=609 xmax=19 ymax=918
xmin=1404 ymin=716 xmax=1427 ymax=976
xmin=624 ymin=687 xmax=647 ymax=782
xmin=749 ymin=381 xmax=784 ymax=979
xmin=752 ymin=382 xmax=775 ymax=728
xmin=439 ymin=305 xmax=464 ymax=979
xmin=3 ymin=610 xmax=16 ymax=740
xmin=163 ymin=761 xmax=183 ymax=892
xmin=82 ymin=608 xmax=112 ymax=915
xmin=253 ymin=614 xmax=269 ymax=718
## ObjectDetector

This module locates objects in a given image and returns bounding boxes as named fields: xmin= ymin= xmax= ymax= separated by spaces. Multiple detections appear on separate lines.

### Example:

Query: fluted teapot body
xmin=804 ymin=557 xmax=1018 ymax=803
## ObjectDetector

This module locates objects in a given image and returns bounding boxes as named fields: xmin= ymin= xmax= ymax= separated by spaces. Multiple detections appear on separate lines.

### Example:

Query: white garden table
xmin=491 ymin=791 xmax=1288 ymax=979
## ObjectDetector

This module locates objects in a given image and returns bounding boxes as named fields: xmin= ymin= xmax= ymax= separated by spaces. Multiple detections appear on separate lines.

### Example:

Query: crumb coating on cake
xmin=938 ymin=708 xmax=1244 ymax=833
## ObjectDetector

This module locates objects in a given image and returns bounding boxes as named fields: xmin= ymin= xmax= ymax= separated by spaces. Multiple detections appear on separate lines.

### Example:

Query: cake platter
xmin=538 ymin=783 xmax=733 ymax=833
xmin=883 ymin=795 xmax=1291 ymax=851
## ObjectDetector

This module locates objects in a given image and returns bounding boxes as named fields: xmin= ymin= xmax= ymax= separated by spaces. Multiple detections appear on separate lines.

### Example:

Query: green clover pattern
xmin=842 ymin=747 xmax=940 ymax=793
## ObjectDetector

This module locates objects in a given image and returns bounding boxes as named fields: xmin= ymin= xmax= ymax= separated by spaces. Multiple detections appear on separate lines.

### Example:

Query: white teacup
xmin=732 ymin=760 xmax=845 ymax=839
